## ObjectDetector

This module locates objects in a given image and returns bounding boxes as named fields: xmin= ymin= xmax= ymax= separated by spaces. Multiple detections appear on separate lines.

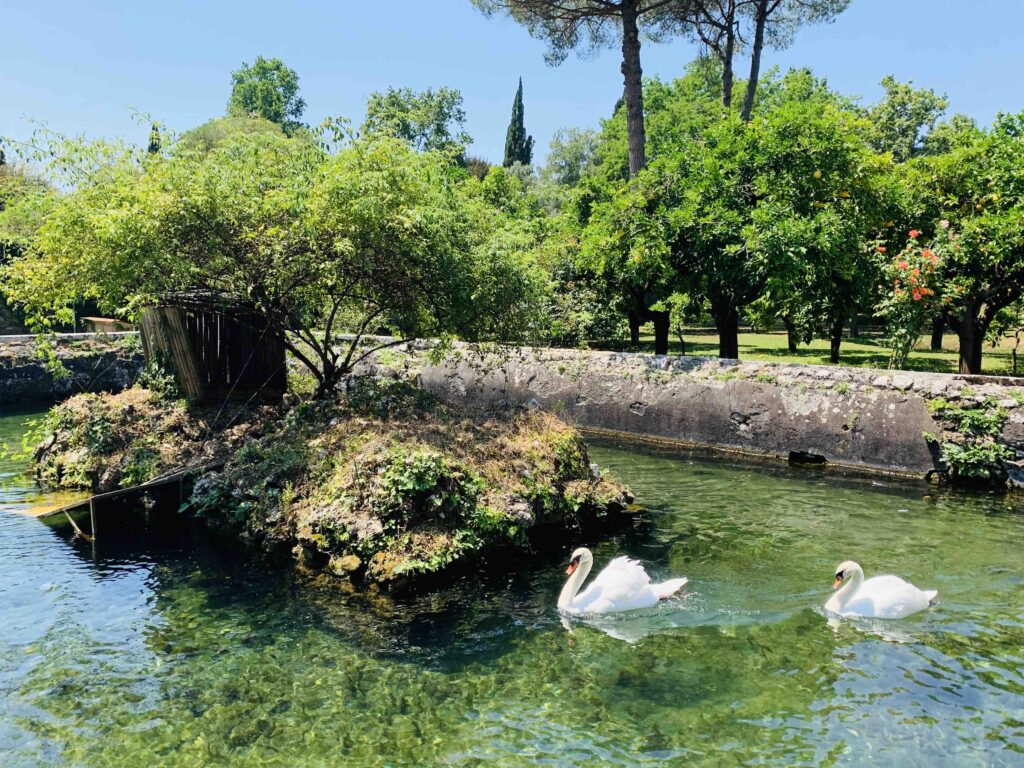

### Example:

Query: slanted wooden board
xmin=20 ymin=493 xmax=91 ymax=519
xmin=22 ymin=461 xmax=223 ymax=524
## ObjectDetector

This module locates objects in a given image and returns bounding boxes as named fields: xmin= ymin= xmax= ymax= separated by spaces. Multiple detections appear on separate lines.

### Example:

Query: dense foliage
xmin=227 ymin=56 xmax=306 ymax=133
xmin=1 ymin=125 xmax=546 ymax=396
xmin=6 ymin=32 xmax=1024 ymax=377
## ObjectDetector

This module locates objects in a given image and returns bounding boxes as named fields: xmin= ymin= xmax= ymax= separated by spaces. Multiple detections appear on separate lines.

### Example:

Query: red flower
xmin=922 ymin=249 xmax=933 ymax=259
xmin=877 ymin=245 xmax=887 ymax=253
xmin=898 ymin=260 xmax=909 ymax=269
xmin=912 ymin=291 xmax=922 ymax=301
xmin=909 ymin=229 xmax=920 ymax=238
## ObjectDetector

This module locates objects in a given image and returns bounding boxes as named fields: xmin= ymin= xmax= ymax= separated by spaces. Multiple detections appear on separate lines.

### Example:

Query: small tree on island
xmin=503 ymin=78 xmax=534 ymax=167
xmin=2 ymin=127 xmax=545 ymax=398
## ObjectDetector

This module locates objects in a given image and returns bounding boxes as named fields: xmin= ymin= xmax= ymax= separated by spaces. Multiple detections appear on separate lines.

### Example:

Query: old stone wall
xmin=0 ymin=333 xmax=143 ymax=404
xmin=368 ymin=344 xmax=1024 ymax=484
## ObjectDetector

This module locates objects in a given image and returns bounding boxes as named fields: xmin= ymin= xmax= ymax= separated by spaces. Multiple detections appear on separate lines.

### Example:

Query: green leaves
xmin=2 ymin=121 xmax=545 ymax=396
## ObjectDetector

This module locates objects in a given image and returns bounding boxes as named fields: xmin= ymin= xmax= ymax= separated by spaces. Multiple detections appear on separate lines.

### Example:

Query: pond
xmin=1 ymin=406 xmax=1023 ymax=767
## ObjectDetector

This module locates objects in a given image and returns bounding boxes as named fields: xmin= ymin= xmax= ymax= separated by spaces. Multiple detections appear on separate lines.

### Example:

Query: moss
xmin=185 ymin=378 xmax=631 ymax=585
xmin=34 ymin=388 xmax=273 ymax=493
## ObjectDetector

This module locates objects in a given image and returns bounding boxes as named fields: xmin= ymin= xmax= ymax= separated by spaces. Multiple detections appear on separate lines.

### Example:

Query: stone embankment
xmin=370 ymin=344 xmax=1024 ymax=487
xmin=0 ymin=333 xmax=143 ymax=404
xmin=10 ymin=331 xmax=1024 ymax=487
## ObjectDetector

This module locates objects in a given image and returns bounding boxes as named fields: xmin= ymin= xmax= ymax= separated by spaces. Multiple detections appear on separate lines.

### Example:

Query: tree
xmin=504 ymin=78 xmax=535 ymax=167
xmin=576 ymin=174 xmax=677 ymax=354
xmin=903 ymin=114 xmax=1024 ymax=374
xmin=865 ymin=76 xmax=948 ymax=162
xmin=582 ymin=70 xmax=885 ymax=361
xmin=472 ymin=0 xmax=683 ymax=177
xmin=3 ymin=128 xmax=545 ymax=397
xmin=227 ymin=56 xmax=306 ymax=133
xmin=147 ymin=123 xmax=162 ymax=154
xmin=922 ymin=113 xmax=981 ymax=157
xmin=668 ymin=0 xmax=745 ymax=109
xmin=362 ymin=86 xmax=471 ymax=157
xmin=739 ymin=0 xmax=850 ymax=121
xmin=176 ymin=115 xmax=285 ymax=154
xmin=542 ymin=127 xmax=599 ymax=186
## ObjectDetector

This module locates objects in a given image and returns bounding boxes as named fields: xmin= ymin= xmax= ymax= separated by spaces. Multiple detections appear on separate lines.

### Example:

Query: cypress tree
xmin=503 ymin=78 xmax=534 ymax=167
xmin=147 ymin=123 xmax=162 ymax=154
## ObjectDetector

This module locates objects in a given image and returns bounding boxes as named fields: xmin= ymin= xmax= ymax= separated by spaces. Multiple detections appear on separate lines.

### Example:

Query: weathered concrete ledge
xmin=367 ymin=343 xmax=1024 ymax=485
xmin=0 ymin=333 xmax=143 ymax=404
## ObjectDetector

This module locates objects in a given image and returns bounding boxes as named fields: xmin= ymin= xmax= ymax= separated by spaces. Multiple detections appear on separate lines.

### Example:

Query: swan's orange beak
xmin=832 ymin=576 xmax=844 ymax=590
xmin=566 ymin=561 xmax=578 ymax=576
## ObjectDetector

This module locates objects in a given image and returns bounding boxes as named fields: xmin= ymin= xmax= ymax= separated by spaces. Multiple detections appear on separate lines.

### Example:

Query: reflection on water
xmin=1 ymin=410 xmax=1023 ymax=767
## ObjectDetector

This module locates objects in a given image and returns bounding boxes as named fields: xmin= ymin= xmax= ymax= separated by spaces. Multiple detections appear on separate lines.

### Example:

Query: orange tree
xmin=904 ymin=112 xmax=1024 ymax=374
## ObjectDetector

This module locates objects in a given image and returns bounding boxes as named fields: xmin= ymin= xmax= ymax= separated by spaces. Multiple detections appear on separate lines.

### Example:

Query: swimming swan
xmin=557 ymin=547 xmax=688 ymax=615
xmin=825 ymin=560 xmax=937 ymax=619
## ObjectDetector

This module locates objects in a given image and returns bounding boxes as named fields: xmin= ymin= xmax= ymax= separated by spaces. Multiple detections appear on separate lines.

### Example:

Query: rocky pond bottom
xmin=2 ymin=409 xmax=1024 ymax=767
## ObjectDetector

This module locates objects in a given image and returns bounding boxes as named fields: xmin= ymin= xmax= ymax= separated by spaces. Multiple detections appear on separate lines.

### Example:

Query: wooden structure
xmin=139 ymin=291 xmax=286 ymax=403
xmin=23 ymin=461 xmax=224 ymax=539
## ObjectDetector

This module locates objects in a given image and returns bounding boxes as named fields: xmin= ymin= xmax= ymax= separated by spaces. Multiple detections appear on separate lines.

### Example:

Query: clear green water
xmin=2 ymin=408 xmax=1024 ymax=767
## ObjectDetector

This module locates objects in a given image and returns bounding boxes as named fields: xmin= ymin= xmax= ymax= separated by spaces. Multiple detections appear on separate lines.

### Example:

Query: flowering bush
xmin=876 ymin=229 xmax=945 ymax=369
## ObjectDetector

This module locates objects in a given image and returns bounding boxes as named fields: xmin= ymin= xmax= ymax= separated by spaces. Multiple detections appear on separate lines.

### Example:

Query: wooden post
xmin=89 ymin=498 xmax=97 ymax=538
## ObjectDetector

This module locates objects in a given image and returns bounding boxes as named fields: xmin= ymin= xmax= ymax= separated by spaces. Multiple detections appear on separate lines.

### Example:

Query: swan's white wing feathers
xmin=570 ymin=557 xmax=655 ymax=614
xmin=838 ymin=574 xmax=936 ymax=619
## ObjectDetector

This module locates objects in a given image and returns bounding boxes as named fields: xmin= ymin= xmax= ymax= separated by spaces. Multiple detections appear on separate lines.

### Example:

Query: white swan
xmin=825 ymin=560 xmax=937 ymax=619
xmin=557 ymin=547 xmax=688 ymax=615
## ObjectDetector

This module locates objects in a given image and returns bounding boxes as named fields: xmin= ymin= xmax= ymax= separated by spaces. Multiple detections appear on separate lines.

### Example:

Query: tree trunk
xmin=829 ymin=316 xmax=844 ymax=364
xmin=620 ymin=1 xmax=647 ymax=176
xmin=651 ymin=309 xmax=670 ymax=356
xmin=930 ymin=313 xmax=945 ymax=351
xmin=784 ymin=315 xmax=798 ymax=353
xmin=628 ymin=309 xmax=641 ymax=346
xmin=741 ymin=0 xmax=769 ymax=122
xmin=956 ymin=319 xmax=984 ymax=374
xmin=721 ymin=20 xmax=735 ymax=109
xmin=714 ymin=299 xmax=740 ymax=359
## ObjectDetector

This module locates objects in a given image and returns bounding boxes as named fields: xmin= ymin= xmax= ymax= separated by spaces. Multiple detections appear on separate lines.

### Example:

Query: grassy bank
xmin=594 ymin=328 xmax=1024 ymax=376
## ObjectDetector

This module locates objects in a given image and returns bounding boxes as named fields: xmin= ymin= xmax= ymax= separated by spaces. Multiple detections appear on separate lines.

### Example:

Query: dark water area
xmin=2 ymin=407 xmax=1023 ymax=767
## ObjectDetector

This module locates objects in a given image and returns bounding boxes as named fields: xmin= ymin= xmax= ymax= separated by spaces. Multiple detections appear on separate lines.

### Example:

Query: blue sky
xmin=2 ymin=0 xmax=1022 ymax=164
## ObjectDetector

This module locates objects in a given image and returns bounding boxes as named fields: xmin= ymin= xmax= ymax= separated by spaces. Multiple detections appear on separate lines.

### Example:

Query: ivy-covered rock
xmin=188 ymin=379 xmax=630 ymax=585
xmin=36 ymin=379 xmax=632 ymax=587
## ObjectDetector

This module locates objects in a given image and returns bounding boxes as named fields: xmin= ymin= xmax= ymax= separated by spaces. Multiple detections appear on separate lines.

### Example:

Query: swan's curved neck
xmin=833 ymin=565 xmax=864 ymax=609
xmin=558 ymin=559 xmax=592 ymax=610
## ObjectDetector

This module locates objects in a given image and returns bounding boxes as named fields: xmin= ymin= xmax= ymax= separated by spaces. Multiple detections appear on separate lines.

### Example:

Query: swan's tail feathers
xmin=925 ymin=589 xmax=938 ymax=605
xmin=653 ymin=577 xmax=689 ymax=600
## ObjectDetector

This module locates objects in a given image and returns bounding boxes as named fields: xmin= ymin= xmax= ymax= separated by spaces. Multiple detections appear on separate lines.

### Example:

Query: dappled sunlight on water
xmin=2 ymin=409 xmax=1023 ymax=766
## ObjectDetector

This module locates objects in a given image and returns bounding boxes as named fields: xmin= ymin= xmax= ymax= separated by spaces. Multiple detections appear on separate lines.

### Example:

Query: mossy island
xmin=33 ymin=378 xmax=632 ymax=588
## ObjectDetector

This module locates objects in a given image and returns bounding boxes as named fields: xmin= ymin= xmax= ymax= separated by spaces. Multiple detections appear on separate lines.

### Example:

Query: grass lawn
xmin=591 ymin=328 xmax=1024 ymax=377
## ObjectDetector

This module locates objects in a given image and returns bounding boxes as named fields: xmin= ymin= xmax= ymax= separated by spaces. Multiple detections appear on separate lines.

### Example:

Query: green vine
xmin=926 ymin=395 xmax=1013 ymax=483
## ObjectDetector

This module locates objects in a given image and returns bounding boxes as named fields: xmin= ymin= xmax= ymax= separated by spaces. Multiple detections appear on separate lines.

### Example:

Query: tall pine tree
xmin=503 ymin=78 xmax=534 ymax=167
